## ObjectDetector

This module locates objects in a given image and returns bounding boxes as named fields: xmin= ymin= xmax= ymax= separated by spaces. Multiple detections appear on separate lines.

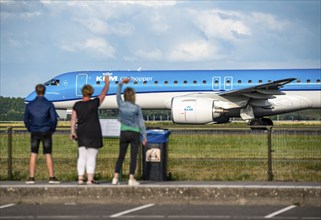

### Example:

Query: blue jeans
xmin=115 ymin=131 xmax=140 ymax=175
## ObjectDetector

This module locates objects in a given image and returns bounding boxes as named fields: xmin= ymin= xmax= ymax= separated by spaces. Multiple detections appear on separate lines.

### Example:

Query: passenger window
xmin=143 ymin=81 xmax=147 ymax=85
xmin=306 ymin=79 xmax=311 ymax=83
xmin=193 ymin=80 xmax=197 ymax=84
xmin=237 ymin=80 xmax=242 ymax=84
xmin=214 ymin=80 xmax=219 ymax=85
xmin=202 ymin=80 xmax=206 ymax=84
xmin=184 ymin=80 xmax=188 ymax=84
xmin=164 ymin=81 xmax=168 ymax=84
xmin=258 ymin=80 xmax=263 ymax=84
xmin=134 ymin=81 xmax=138 ymax=85
xmin=268 ymin=80 xmax=272 ymax=83
xmin=248 ymin=80 xmax=252 ymax=84
xmin=174 ymin=80 xmax=178 ymax=84
xmin=154 ymin=81 xmax=158 ymax=84
xmin=317 ymin=79 xmax=321 ymax=83
xmin=297 ymin=79 xmax=301 ymax=83
xmin=226 ymin=80 xmax=231 ymax=86
xmin=96 ymin=81 xmax=101 ymax=85
xmin=115 ymin=81 xmax=119 ymax=85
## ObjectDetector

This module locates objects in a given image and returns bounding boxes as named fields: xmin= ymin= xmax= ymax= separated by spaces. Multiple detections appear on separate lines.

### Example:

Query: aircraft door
xmin=212 ymin=76 xmax=221 ymax=91
xmin=224 ymin=76 xmax=233 ymax=91
xmin=76 ymin=73 xmax=88 ymax=96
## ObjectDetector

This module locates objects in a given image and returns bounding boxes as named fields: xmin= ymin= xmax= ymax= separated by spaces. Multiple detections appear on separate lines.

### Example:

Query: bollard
xmin=7 ymin=127 xmax=13 ymax=180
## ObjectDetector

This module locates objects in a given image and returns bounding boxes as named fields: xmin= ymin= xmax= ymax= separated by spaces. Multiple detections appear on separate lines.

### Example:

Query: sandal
xmin=78 ymin=179 xmax=86 ymax=185
xmin=86 ymin=180 xmax=99 ymax=185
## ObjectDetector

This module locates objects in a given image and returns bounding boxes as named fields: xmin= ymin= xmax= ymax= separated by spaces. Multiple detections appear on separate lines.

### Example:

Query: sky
xmin=1 ymin=0 xmax=320 ymax=98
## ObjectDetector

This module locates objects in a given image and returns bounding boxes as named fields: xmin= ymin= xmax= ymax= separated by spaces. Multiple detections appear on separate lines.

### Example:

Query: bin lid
xmin=146 ymin=129 xmax=171 ymax=143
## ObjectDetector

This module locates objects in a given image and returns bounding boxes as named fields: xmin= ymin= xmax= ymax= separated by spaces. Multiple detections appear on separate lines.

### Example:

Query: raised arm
xmin=98 ymin=76 xmax=110 ymax=105
xmin=116 ymin=78 xmax=130 ymax=106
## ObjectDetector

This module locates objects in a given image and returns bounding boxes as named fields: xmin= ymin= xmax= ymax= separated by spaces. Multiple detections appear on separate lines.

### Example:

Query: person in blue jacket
xmin=112 ymin=78 xmax=147 ymax=186
xmin=24 ymin=84 xmax=59 ymax=184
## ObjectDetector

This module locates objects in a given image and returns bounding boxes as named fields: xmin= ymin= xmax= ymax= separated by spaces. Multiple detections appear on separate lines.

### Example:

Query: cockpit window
xmin=44 ymin=79 xmax=60 ymax=86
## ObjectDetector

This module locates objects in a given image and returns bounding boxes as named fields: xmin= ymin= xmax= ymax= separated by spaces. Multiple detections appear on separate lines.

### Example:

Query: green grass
xmin=1 ymin=123 xmax=320 ymax=182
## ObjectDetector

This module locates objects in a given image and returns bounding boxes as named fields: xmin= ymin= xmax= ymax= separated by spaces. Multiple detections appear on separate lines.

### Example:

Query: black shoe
xmin=49 ymin=177 xmax=60 ymax=184
xmin=26 ymin=177 xmax=35 ymax=184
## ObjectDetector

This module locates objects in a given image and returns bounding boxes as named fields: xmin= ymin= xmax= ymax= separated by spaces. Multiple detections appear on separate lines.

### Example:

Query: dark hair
xmin=35 ymin=84 xmax=46 ymax=96
xmin=124 ymin=87 xmax=136 ymax=104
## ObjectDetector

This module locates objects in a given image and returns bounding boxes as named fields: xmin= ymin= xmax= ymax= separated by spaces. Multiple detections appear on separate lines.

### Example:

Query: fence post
xmin=267 ymin=126 xmax=274 ymax=181
xmin=138 ymin=144 xmax=142 ymax=178
xmin=7 ymin=127 xmax=13 ymax=180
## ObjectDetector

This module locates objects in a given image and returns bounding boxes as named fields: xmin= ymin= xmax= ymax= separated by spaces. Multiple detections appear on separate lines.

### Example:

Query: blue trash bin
xmin=142 ymin=129 xmax=171 ymax=181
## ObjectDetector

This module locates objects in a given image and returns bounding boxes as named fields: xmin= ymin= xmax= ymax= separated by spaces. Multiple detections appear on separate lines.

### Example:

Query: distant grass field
xmin=1 ymin=121 xmax=320 ymax=182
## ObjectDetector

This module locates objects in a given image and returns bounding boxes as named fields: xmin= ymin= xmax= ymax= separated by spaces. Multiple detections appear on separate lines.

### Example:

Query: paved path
xmin=1 ymin=181 xmax=320 ymax=207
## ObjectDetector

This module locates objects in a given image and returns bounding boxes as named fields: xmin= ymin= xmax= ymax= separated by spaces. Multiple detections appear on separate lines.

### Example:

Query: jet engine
xmin=171 ymin=96 xmax=227 ymax=124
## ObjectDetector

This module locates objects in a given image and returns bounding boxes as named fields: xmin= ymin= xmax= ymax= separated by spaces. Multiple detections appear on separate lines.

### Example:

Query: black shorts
xmin=30 ymin=132 xmax=53 ymax=154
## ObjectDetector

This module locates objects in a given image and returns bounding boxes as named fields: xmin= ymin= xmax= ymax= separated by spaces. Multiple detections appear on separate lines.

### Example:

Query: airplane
xmin=25 ymin=69 xmax=321 ymax=127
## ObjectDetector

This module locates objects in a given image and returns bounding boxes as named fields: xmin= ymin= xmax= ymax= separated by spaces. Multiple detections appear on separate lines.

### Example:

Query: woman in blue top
xmin=112 ymin=78 xmax=147 ymax=186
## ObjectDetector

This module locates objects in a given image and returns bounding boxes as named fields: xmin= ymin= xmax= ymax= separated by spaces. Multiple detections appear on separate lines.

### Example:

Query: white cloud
xmin=85 ymin=38 xmax=115 ymax=57
xmin=150 ymin=12 xmax=171 ymax=33
xmin=0 ymin=1 xmax=42 ymax=19
xmin=133 ymin=49 xmax=163 ymax=61
xmin=252 ymin=12 xmax=288 ymax=31
xmin=76 ymin=18 xmax=134 ymax=36
xmin=76 ymin=18 xmax=109 ymax=35
xmin=191 ymin=9 xmax=252 ymax=41
xmin=59 ymin=38 xmax=115 ymax=58
xmin=168 ymin=40 xmax=218 ymax=62
xmin=117 ymin=1 xmax=176 ymax=8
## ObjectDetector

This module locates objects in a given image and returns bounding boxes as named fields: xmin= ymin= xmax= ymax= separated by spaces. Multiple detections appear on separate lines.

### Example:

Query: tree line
xmin=0 ymin=96 xmax=26 ymax=121
xmin=0 ymin=96 xmax=320 ymax=121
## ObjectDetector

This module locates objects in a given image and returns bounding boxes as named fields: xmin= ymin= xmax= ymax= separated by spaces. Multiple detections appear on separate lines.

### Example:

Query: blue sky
xmin=1 ymin=0 xmax=320 ymax=98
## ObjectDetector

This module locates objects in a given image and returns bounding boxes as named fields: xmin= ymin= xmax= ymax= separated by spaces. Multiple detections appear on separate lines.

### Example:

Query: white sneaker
xmin=128 ymin=179 xmax=140 ymax=186
xmin=26 ymin=177 xmax=35 ymax=184
xmin=112 ymin=178 xmax=119 ymax=185
xmin=49 ymin=177 xmax=60 ymax=184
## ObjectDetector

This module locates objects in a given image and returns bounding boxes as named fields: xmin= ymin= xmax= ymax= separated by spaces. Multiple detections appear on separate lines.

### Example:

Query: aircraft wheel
xmin=249 ymin=118 xmax=266 ymax=130
xmin=249 ymin=118 xmax=263 ymax=126
xmin=261 ymin=118 xmax=273 ymax=126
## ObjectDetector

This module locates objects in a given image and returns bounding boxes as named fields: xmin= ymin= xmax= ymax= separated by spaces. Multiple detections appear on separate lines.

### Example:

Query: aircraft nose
xmin=25 ymin=91 xmax=37 ymax=102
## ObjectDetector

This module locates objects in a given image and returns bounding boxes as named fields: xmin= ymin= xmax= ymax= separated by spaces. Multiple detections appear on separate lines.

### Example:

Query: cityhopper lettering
xmin=96 ymin=72 xmax=153 ymax=82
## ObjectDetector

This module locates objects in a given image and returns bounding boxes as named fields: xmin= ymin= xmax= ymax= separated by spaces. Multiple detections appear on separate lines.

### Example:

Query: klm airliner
xmin=25 ymin=69 xmax=321 ymax=126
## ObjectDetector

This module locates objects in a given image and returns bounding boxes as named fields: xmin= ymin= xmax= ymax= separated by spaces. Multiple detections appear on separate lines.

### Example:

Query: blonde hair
xmin=82 ymin=84 xmax=94 ymax=97
xmin=124 ymin=87 xmax=136 ymax=104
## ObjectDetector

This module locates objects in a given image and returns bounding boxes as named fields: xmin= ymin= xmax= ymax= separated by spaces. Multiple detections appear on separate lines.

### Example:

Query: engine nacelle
xmin=171 ymin=97 xmax=226 ymax=124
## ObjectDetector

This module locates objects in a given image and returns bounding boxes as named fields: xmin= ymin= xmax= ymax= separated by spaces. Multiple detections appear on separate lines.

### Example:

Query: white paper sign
xmin=99 ymin=119 xmax=121 ymax=137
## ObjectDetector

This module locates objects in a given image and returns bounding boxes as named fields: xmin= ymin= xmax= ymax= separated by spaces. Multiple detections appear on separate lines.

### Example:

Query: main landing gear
xmin=249 ymin=118 xmax=273 ymax=130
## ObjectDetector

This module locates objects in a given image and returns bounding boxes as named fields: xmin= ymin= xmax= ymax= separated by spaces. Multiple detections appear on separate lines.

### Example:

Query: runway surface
xmin=1 ymin=203 xmax=320 ymax=219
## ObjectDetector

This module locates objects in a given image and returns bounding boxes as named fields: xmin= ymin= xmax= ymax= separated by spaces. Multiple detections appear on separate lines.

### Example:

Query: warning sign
xmin=146 ymin=148 xmax=161 ymax=162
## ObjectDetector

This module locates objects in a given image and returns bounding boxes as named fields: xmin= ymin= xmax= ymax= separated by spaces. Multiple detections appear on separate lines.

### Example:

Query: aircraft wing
xmin=219 ymin=78 xmax=296 ymax=98
xmin=218 ymin=77 xmax=297 ymax=119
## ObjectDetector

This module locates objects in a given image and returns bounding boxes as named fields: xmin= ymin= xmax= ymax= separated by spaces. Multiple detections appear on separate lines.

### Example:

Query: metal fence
xmin=1 ymin=126 xmax=320 ymax=182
